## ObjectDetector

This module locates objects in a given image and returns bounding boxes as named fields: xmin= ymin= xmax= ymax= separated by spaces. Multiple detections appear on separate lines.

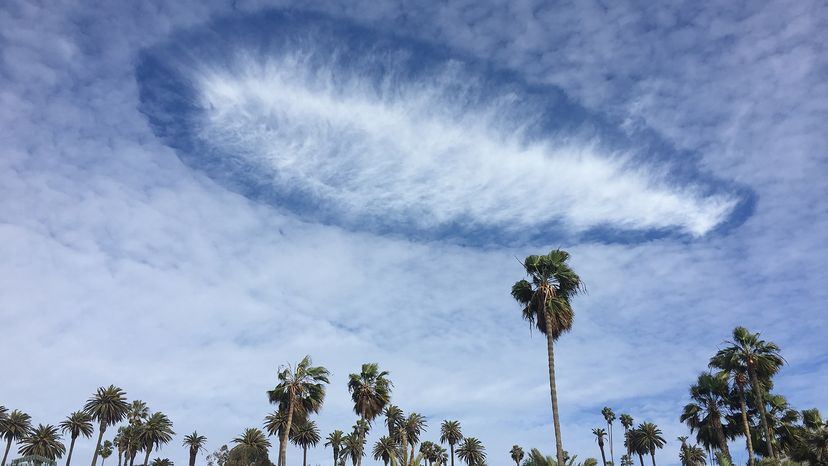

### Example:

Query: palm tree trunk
xmin=66 ymin=436 xmax=78 ymax=466
xmin=189 ymin=450 xmax=196 ymax=466
xmin=748 ymin=366 xmax=774 ymax=459
xmin=450 ymin=444 xmax=455 ymax=466
xmin=545 ymin=313 xmax=565 ymax=466
xmin=650 ymin=452 xmax=656 ymax=466
xmin=737 ymin=385 xmax=755 ymax=466
xmin=599 ymin=444 xmax=607 ymax=466
xmin=2 ymin=438 xmax=13 ymax=466
xmin=303 ymin=446 xmax=308 ymax=466
xmin=608 ymin=424 xmax=614 ymax=466
xmin=102 ymin=458 xmax=106 ymax=466
xmin=711 ymin=409 xmax=732 ymax=464
xmin=357 ymin=415 xmax=366 ymax=466
xmin=143 ymin=445 xmax=153 ymax=466
xmin=279 ymin=400 xmax=295 ymax=466
xmin=637 ymin=454 xmax=643 ymax=466
xmin=129 ymin=450 xmax=137 ymax=466
xmin=91 ymin=424 xmax=106 ymax=466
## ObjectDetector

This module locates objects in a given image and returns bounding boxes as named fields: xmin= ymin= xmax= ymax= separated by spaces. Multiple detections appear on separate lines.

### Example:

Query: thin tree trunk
xmin=650 ymin=452 xmax=656 ymax=466
xmin=102 ymin=458 xmax=106 ymax=466
xmin=189 ymin=449 xmax=196 ymax=466
xmin=357 ymin=414 xmax=366 ymax=466
xmin=736 ymin=384 xmax=755 ymax=466
xmin=637 ymin=454 xmax=643 ymax=466
xmin=545 ymin=311 xmax=565 ymax=466
xmin=608 ymin=424 xmax=614 ymax=466
xmin=303 ymin=446 xmax=308 ymax=466
xmin=129 ymin=450 xmax=137 ymax=466
xmin=279 ymin=400 xmax=295 ymax=466
xmin=599 ymin=444 xmax=607 ymax=466
xmin=450 ymin=444 xmax=455 ymax=466
xmin=91 ymin=424 xmax=106 ymax=466
xmin=2 ymin=438 xmax=13 ymax=466
xmin=333 ymin=447 xmax=339 ymax=466
xmin=749 ymin=366 xmax=775 ymax=459
xmin=710 ymin=407 xmax=732 ymax=464
xmin=143 ymin=445 xmax=153 ymax=466
xmin=117 ymin=450 xmax=122 ymax=466
xmin=66 ymin=436 xmax=78 ymax=466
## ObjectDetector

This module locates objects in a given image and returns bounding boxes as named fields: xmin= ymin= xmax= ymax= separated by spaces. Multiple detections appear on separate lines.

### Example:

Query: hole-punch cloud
xmin=136 ymin=10 xmax=750 ymax=246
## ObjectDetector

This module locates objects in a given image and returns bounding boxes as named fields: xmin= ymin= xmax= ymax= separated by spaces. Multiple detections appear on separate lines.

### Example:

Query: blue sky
xmin=1 ymin=1 xmax=826 ymax=466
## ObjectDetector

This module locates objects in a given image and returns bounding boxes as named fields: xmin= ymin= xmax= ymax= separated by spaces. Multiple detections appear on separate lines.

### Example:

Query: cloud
xmin=136 ymin=11 xmax=745 ymax=245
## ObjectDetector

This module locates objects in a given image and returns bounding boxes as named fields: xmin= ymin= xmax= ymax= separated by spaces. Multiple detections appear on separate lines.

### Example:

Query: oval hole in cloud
xmin=136 ymin=10 xmax=752 ymax=246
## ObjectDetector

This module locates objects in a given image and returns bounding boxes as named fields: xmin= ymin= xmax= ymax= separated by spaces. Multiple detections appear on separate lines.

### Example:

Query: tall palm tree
xmin=290 ymin=420 xmax=320 ymax=466
xmin=373 ymin=436 xmax=396 ymax=466
xmin=511 ymin=250 xmax=584 ymax=466
xmin=182 ymin=432 xmax=207 ymax=466
xmin=127 ymin=403 xmax=150 ymax=427
xmin=398 ymin=414 xmax=426 ymax=464
xmin=509 ymin=446 xmax=524 ymax=466
xmin=2 ymin=410 xmax=33 ymax=466
xmin=619 ymin=415 xmax=633 ymax=457
xmin=439 ymin=421 xmax=462 ymax=466
xmin=419 ymin=442 xmax=438 ymax=466
xmin=121 ymin=425 xmax=141 ymax=466
xmin=593 ymin=429 xmax=608 ymax=466
xmin=139 ymin=413 xmax=175 ymax=466
xmin=629 ymin=423 xmax=665 ymax=466
xmin=99 ymin=441 xmax=113 ymax=466
xmin=710 ymin=345 xmax=755 ymax=465
xmin=348 ymin=363 xmax=392 ymax=466
xmin=324 ymin=431 xmax=345 ymax=466
xmin=267 ymin=356 xmax=329 ymax=466
xmin=601 ymin=408 xmax=615 ymax=466
xmin=84 ymin=386 xmax=129 ymax=466
xmin=232 ymin=429 xmax=270 ymax=452
xmin=680 ymin=373 xmax=733 ymax=464
xmin=715 ymin=327 xmax=784 ymax=459
xmin=624 ymin=429 xmax=645 ymax=466
xmin=60 ymin=412 xmax=94 ymax=466
xmin=340 ymin=433 xmax=364 ymax=466
xmin=19 ymin=424 xmax=66 ymax=459
xmin=384 ymin=407 xmax=404 ymax=440
xmin=455 ymin=438 xmax=485 ymax=466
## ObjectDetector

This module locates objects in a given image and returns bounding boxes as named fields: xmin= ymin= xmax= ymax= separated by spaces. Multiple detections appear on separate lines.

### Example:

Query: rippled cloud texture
xmin=137 ymin=11 xmax=747 ymax=244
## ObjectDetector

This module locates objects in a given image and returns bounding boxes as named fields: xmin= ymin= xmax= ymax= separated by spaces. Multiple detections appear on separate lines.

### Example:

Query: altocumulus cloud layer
xmin=137 ymin=10 xmax=747 ymax=245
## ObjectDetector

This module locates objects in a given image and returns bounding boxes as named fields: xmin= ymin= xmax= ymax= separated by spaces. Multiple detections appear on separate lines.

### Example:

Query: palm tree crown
xmin=139 ymin=412 xmax=175 ymax=466
xmin=85 ymin=385 xmax=129 ymax=466
xmin=372 ymin=436 xmax=396 ymax=466
xmin=182 ymin=432 xmax=207 ymax=466
xmin=290 ymin=420 xmax=321 ymax=466
xmin=629 ymin=423 xmax=665 ymax=466
xmin=232 ymin=429 xmax=271 ymax=452
xmin=2 ymin=409 xmax=33 ymax=466
xmin=348 ymin=363 xmax=392 ymax=421
xmin=324 ymin=430 xmax=345 ymax=466
xmin=59 ymin=411 xmax=93 ymax=466
xmin=19 ymin=424 xmax=66 ymax=460
xmin=509 ymin=446 xmax=524 ymax=466
xmin=679 ymin=373 xmax=733 ymax=463
xmin=455 ymin=438 xmax=485 ymax=466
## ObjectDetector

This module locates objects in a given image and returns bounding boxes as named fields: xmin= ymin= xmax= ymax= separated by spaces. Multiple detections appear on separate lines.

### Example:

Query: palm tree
xmin=679 ymin=444 xmax=705 ymax=466
xmin=715 ymin=327 xmax=784 ymax=459
xmin=98 ymin=441 xmax=113 ymax=466
xmin=419 ymin=442 xmax=438 ymax=466
xmin=439 ymin=421 xmax=462 ymax=466
xmin=629 ymin=423 xmax=665 ymax=466
xmin=127 ymin=403 xmax=150 ymax=427
xmin=602 ymin=408 xmax=616 ymax=466
xmin=232 ymin=429 xmax=270 ymax=452
xmin=624 ymin=429 xmax=645 ymax=466
xmin=2 ymin=410 xmax=33 ymax=466
xmin=680 ymin=373 xmax=733 ymax=463
xmin=120 ymin=425 xmax=141 ymax=466
xmin=710 ymin=346 xmax=755 ymax=465
xmin=619 ymin=415 xmax=633 ymax=457
xmin=324 ymin=431 xmax=346 ymax=466
xmin=60 ymin=412 xmax=94 ymax=466
xmin=139 ymin=413 xmax=175 ymax=466
xmin=398 ymin=414 xmax=426 ymax=464
xmin=84 ymin=385 xmax=129 ymax=466
xmin=509 ymin=446 xmax=524 ymax=466
xmin=511 ymin=250 xmax=584 ymax=466
xmin=384 ymin=407 xmax=404 ymax=440
xmin=348 ymin=363 xmax=392 ymax=466
xmin=289 ymin=420 xmax=320 ymax=466
xmin=267 ymin=356 xmax=329 ymax=466
xmin=182 ymin=432 xmax=207 ymax=466
xmin=0 ymin=407 xmax=7 ymax=421
xmin=593 ymin=429 xmax=608 ymax=466
xmin=18 ymin=424 xmax=66 ymax=460
xmin=435 ymin=447 xmax=448 ymax=466
xmin=373 ymin=436 xmax=396 ymax=466
xmin=149 ymin=459 xmax=172 ymax=466
xmin=340 ymin=433 xmax=364 ymax=466
xmin=455 ymin=438 xmax=485 ymax=466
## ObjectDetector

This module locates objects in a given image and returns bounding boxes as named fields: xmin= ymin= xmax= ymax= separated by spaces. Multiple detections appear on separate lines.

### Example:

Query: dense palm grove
xmin=2 ymin=251 xmax=826 ymax=466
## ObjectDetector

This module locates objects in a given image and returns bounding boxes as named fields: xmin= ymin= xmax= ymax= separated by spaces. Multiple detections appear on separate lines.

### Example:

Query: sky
xmin=1 ymin=1 xmax=826 ymax=466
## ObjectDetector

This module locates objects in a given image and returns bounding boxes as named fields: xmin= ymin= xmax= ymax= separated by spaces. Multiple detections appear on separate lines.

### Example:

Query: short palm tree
xmin=18 ymin=424 xmax=66 ymax=460
xmin=340 ymin=433 xmax=364 ymax=466
xmin=348 ymin=363 xmax=392 ymax=466
xmin=98 ymin=441 xmax=113 ymax=466
xmin=127 ymin=402 xmax=149 ymax=427
xmin=630 ymin=423 xmax=665 ymax=466
xmin=149 ymin=459 xmax=172 ymax=466
xmin=511 ymin=250 xmax=584 ymax=466
xmin=715 ymin=327 xmax=784 ymax=459
xmin=139 ymin=413 xmax=175 ymax=466
xmin=267 ymin=356 xmax=329 ymax=466
xmin=373 ymin=436 xmax=396 ymax=466
xmin=182 ymin=432 xmax=207 ymax=466
xmin=324 ymin=430 xmax=346 ymax=466
xmin=619 ymin=415 xmax=634 ymax=457
xmin=264 ymin=409 xmax=298 ymax=451
xmin=593 ymin=428 xmax=608 ymax=466
xmin=2 ymin=410 xmax=33 ymax=466
xmin=290 ymin=420 xmax=321 ymax=466
xmin=384 ymin=407 xmax=404 ymax=440
xmin=509 ymin=446 xmax=524 ymax=466
xmin=679 ymin=444 xmax=705 ymax=466
xmin=84 ymin=385 xmax=130 ymax=466
xmin=232 ymin=429 xmax=271 ymax=452
xmin=602 ymin=408 xmax=616 ymax=466
xmin=680 ymin=373 xmax=733 ymax=463
xmin=398 ymin=414 xmax=426 ymax=464
xmin=439 ymin=421 xmax=462 ymax=466
xmin=455 ymin=438 xmax=485 ymax=466
xmin=60 ymin=411 xmax=94 ymax=466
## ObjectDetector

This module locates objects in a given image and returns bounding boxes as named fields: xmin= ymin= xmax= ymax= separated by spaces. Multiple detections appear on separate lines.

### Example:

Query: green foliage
xmin=348 ymin=363 xmax=392 ymax=421
xmin=205 ymin=445 xmax=229 ymax=466
xmin=18 ymin=424 xmax=66 ymax=460
xmin=59 ymin=412 xmax=93 ymax=441
xmin=149 ymin=459 xmax=173 ymax=466
xmin=232 ymin=429 xmax=271 ymax=452
xmin=84 ymin=386 xmax=130 ymax=429
xmin=1 ymin=410 xmax=33 ymax=443
xmin=225 ymin=445 xmax=271 ymax=466
xmin=456 ymin=438 xmax=485 ymax=466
